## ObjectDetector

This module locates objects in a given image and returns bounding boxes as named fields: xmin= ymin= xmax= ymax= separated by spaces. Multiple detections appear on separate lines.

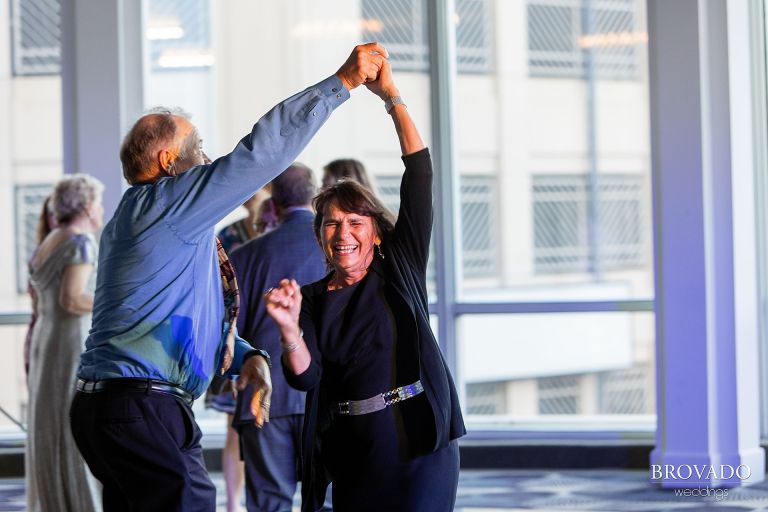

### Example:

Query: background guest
xmin=321 ymin=157 xmax=374 ymax=192
xmin=211 ymin=192 xmax=279 ymax=512
xmin=24 ymin=195 xmax=58 ymax=378
xmin=27 ymin=174 xmax=104 ymax=512
xmin=218 ymin=188 xmax=277 ymax=253
xmin=231 ymin=163 xmax=328 ymax=511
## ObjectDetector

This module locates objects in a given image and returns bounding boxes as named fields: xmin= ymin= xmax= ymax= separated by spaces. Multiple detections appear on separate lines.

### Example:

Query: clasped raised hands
xmin=336 ymin=42 xmax=389 ymax=90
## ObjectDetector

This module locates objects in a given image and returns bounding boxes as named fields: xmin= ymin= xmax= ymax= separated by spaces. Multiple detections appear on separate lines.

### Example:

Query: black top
xmin=285 ymin=148 xmax=466 ymax=512
xmin=318 ymin=276 xmax=397 ymax=402
xmin=319 ymin=271 xmax=429 ymax=481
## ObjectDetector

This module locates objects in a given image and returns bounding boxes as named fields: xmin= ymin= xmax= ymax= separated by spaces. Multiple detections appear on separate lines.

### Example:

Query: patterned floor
xmin=6 ymin=469 xmax=768 ymax=511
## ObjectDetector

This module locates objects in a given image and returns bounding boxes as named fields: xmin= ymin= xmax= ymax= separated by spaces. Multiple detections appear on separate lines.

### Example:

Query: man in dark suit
xmin=230 ymin=163 xmax=327 ymax=512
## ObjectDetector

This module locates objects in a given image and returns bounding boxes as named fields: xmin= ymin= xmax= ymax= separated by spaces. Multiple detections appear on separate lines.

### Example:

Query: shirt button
xmin=313 ymin=112 xmax=317 ymax=116
xmin=332 ymin=87 xmax=338 ymax=92
xmin=336 ymin=93 xmax=342 ymax=99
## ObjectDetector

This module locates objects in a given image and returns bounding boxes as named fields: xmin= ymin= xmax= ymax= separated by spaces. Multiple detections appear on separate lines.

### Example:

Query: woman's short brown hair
xmin=313 ymin=179 xmax=395 ymax=243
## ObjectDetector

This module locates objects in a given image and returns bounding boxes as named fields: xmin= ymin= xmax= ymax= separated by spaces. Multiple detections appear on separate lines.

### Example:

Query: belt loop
xmin=144 ymin=378 xmax=152 ymax=396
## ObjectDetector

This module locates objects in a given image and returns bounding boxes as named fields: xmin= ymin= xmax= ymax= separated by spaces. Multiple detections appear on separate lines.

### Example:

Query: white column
xmin=649 ymin=0 xmax=764 ymax=487
xmin=60 ymin=0 xmax=144 ymax=217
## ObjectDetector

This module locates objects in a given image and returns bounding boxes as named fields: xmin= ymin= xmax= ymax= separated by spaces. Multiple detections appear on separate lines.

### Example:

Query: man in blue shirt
xmin=70 ymin=43 xmax=388 ymax=512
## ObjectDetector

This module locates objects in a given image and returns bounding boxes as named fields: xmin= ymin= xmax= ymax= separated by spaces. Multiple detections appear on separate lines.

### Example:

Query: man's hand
xmin=336 ymin=42 xmax=389 ymax=90
xmin=236 ymin=354 xmax=272 ymax=427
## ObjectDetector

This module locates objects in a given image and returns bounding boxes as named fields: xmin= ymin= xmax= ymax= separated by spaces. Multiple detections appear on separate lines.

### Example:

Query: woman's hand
xmin=265 ymin=278 xmax=312 ymax=376
xmin=365 ymin=59 xmax=399 ymax=101
xmin=264 ymin=278 xmax=302 ymax=335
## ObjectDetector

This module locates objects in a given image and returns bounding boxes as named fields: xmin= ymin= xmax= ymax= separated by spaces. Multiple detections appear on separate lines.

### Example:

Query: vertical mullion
xmin=427 ymin=0 xmax=460 ymax=374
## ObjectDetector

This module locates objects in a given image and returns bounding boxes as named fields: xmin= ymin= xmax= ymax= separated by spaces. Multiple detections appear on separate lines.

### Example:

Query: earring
xmin=376 ymin=242 xmax=384 ymax=259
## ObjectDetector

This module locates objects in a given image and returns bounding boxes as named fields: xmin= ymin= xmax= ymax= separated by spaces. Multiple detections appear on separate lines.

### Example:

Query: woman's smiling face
xmin=320 ymin=200 xmax=379 ymax=283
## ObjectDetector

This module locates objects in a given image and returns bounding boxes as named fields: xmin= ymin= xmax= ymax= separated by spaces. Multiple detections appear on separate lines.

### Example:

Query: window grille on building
xmin=532 ymin=173 xmax=645 ymax=274
xmin=461 ymin=176 xmax=498 ymax=277
xmin=465 ymin=381 xmax=507 ymax=415
xmin=599 ymin=366 xmax=649 ymax=414
xmin=15 ymin=184 xmax=54 ymax=293
xmin=11 ymin=0 xmax=61 ymax=76
xmin=377 ymin=174 xmax=498 ymax=279
xmin=538 ymin=374 xmax=581 ymax=414
xmin=527 ymin=0 xmax=642 ymax=80
xmin=362 ymin=0 xmax=494 ymax=74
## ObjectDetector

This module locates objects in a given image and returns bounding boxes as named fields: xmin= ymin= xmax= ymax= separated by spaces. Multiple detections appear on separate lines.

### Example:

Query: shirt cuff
xmin=315 ymin=75 xmax=350 ymax=106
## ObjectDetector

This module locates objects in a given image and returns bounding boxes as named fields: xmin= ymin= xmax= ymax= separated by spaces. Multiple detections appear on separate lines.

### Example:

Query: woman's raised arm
xmin=365 ymin=60 xmax=425 ymax=156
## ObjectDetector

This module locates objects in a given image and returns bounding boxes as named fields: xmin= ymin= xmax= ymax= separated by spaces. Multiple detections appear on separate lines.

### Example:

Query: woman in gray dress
xmin=26 ymin=174 xmax=104 ymax=512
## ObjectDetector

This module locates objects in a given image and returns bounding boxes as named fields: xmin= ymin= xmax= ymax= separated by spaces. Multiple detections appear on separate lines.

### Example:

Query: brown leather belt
xmin=336 ymin=380 xmax=424 ymax=416
xmin=76 ymin=378 xmax=194 ymax=406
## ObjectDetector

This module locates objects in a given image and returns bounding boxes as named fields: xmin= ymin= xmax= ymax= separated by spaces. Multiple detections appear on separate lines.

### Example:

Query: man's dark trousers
xmin=70 ymin=388 xmax=216 ymax=511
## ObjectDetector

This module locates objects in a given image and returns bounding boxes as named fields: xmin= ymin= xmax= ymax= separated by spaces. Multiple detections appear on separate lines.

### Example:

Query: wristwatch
xmin=243 ymin=348 xmax=272 ymax=368
xmin=384 ymin=96 xmax=406 ymax=114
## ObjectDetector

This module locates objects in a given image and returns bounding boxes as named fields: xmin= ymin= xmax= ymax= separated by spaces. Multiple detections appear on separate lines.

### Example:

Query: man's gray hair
xmin=51 ymin=173 xmax=104 ymax=224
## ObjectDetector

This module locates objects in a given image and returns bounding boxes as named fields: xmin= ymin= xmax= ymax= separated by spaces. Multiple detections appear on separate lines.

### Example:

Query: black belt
xmin=76 ymin=378 xmax=194 ymax=406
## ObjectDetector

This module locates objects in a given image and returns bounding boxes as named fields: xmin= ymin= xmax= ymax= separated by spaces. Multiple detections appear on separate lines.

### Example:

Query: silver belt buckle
xmin=337 ymin=380 xmax=423 ymax=416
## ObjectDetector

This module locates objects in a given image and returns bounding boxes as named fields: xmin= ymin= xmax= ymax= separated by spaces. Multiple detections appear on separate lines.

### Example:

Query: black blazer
xmin=284 ymin=148 xmax=466 ymax=512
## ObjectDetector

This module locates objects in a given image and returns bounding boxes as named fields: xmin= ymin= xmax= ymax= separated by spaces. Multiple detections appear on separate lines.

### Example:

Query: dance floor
xmin=4 ymin=469 xmax=768 ymax=510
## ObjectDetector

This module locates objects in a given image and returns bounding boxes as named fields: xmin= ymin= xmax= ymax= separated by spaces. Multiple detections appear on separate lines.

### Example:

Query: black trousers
xmin=70 ymin=388 xmax=216 ymax=512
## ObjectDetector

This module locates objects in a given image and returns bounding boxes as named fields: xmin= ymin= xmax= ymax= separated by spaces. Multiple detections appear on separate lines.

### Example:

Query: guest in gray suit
xmin=230 ymin=163 xmax=328 ymax=512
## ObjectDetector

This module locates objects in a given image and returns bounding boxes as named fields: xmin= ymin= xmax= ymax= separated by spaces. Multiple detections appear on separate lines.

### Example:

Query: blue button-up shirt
xmin=77 ymin=75 xmax=349 ymax=398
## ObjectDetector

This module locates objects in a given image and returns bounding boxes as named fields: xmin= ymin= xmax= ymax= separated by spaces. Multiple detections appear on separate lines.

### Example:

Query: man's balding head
xmin=120 ymin=108 xmax=202 ymax=185
xmin=271 ymin=163 xmax=316 ymax=211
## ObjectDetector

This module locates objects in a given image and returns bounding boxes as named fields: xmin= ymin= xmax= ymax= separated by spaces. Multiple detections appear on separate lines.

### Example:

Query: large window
xmin=0 ymin=0 xmax=655 ymax=436
xmin=453 ymin=0 xmax=653 ymax=429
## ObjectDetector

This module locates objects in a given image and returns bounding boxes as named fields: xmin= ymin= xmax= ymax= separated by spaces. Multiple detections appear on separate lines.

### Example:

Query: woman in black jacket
xmin=265 ymin=60 xmax=465 ymax=512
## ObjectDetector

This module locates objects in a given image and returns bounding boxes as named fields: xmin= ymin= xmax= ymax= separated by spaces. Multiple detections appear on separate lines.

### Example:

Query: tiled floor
xmin=6 ymin=469 xmax=768 ymax=511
